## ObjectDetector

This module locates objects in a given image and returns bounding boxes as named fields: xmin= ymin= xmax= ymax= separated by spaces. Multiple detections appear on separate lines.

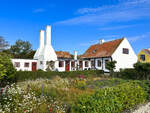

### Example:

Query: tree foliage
xmin=10 ymin=39 xmax=32 ymax=59
xmin=106 ymin=60 xmax=117 ymax=77
xmin=0 ymin=36 xmax=9 ymax=51
xmin=134 ymin=62 xmax=150 ymax=80
xmin=0 ymin=52 xmax=16 ymax=86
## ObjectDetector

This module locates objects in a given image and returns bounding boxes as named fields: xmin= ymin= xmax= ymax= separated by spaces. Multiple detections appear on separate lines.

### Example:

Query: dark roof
xmin=56 ymin=51 xmax=72 ymax=58
xmin=81 ymin=38 xmax=124 ymax=58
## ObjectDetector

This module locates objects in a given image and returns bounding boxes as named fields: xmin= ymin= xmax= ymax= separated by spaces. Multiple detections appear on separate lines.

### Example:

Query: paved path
xmin=132 ymin=102 xmax=150 ymax=113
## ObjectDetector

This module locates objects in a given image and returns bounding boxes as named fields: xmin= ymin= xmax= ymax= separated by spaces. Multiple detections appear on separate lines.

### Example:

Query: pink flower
xmin=0 ymin=88 xmax=4 ymax=94
xmin=49 ymin=108 xmax=53 ymax=112
xmin=78 ymin=75 xmax=85 ymax=79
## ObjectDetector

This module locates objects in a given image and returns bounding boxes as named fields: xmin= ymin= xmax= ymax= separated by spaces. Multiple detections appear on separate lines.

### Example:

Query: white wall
xmin=82 ymin=58 xmax=111 ymax=72
xmin=11 ymin=59 xmax=37 ymax=71
xmin=112 ymin=38 xmax=137 ymax=71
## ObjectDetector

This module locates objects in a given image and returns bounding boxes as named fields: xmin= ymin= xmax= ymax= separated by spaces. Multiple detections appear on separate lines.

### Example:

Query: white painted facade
xmin=81 ymin=38 xmax=137 ymax=72
xmin=11 ymin=25 xmax=137 ymax=72
xmin=11 ymin=59 xmax=37 ymax=71
xmin=112 ymin=38 xmax=137 ymax=71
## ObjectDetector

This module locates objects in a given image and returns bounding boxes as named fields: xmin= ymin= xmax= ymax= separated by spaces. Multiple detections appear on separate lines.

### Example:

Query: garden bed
xmin=0 ymin=76 xmax=150 ymax=113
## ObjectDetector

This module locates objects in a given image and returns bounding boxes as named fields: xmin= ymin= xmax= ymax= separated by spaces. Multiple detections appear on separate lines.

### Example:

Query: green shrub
xmin=133 ymin=80 xmax=150 ymax=101
xmin=71 ymin=82 xmax=146 ymax=113
xmin=15 ymin=70 xmax=104 ymax=82
xmin=120 ymin=68 xmax=137 ymax=79
xmin=0 ymin=52 xmax=16 ymax=87
xmin=120 ymin=62 xmax=150 ymax=80
xmin=134 ymin=62 xmax=150 ymax=80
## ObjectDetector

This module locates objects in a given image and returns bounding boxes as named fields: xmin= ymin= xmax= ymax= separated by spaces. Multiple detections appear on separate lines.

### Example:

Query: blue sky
xmin=0 ymin=0 xmax=150 ymax=55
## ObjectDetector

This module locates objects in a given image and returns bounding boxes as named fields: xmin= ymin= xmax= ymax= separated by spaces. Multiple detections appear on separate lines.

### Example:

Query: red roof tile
xmin=56 ymin=51 xmax=72 ymax=58
xmin=81 ymin=38 xmax=124 ymax=58
xmin=143 ymin=49 xmax=150 ymax=56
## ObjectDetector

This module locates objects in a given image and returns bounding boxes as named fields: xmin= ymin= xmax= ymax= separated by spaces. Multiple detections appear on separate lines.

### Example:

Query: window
xmin=91 ymin=60 xmax=95 ymax=67
xmin=46 ymin=61 xmax=49 ymax=65
xmin=85 ymin=61 xmax=89 ymax=67
xmin=93 ymin=49 xmax=97 ymax=53
xmin=140 ymin=55 xmax=145 ymax=61
xmin=105 ymin=60 xmax=109 ymax=69
xmin=15 ymin=62 xmax=20 ymax=67
xmin=40 ymin=61 xmax=43 ymax=65
xmin=123 ymin=48 xmax=129 ymax=54
xmin=97 ymin=60 xmax=101 ymax=67
xmin=59 ymin=61 xmax=64 ymax=67
xmin=71 ymin=61 xmax=75 ymax=67
xmin=24 ymin=62 xmax=29 ymax=67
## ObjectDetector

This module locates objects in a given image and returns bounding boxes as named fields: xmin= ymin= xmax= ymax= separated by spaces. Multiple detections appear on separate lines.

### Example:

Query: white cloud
xmin=128 ymin=32 xmax=150 ymax=42
xmin=79 ymin=35 xmax=121 ymax=46
xmin=99 ymin=25 xmax=135 ymax=31
xmin=33 ymin=8 xmax=46 ymax=13
xmin=55 ymin=0 xmax=150 ymax=25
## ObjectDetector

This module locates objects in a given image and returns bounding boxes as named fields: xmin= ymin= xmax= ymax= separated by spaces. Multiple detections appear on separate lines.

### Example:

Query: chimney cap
xmin=99 ymin=39 xmax=105 ymax=44
xmin=46 ymin=25 xmax=51 ymax=27
xmin=40 ymin=30 xmax=45 ymax=32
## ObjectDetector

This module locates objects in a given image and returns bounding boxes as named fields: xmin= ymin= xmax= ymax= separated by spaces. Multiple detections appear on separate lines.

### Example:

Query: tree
xmin=0 ymin=36 xmax=9 ymax=51
xmin=0 ymin=52 xmax=16 ymax=87
xmin=134 ymin=62 xmax=150 ymax=80
xmin=10 ymin=39 xmax=32 ymax=59
xmin=106 ymin=60 xmax=117 ymax=77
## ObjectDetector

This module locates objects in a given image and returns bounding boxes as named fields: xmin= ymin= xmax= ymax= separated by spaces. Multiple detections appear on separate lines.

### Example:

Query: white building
xmin=11 ymin=25 xmax=137 ymax=72
xmin=80 ymin=38 xmax=137 ymax=72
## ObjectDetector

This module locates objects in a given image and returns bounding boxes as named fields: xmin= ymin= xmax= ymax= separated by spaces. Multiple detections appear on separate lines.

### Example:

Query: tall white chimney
xmin=46 ymin=25 xmax=51 ymax=45
xmin=39 ymin=30 xmax=45 ymax=47
xmin=74 ymin=51 xmax=78 ymax=60
xmin=33 ymin=30 xmax=45 ymax=59
xmin=39 ymin=25 xmax=57 ymax=71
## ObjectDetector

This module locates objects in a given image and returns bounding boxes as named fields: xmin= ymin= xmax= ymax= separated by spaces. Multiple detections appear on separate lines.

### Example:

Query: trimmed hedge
xmin=15 ymin=70 xmax=104 ymax=82
xmin=71 ymin=82 xmax=146 ymax=113
xmin=119 ymin=68 xmax=137 ymax=79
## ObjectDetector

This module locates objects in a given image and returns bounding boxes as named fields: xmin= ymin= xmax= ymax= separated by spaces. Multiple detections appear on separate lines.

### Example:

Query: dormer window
xmin=93 ymin=49 xmax=97 ymax=53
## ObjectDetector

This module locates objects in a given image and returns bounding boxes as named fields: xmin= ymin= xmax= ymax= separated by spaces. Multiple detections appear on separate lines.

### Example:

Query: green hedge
xmin=15 ymin=70 xmax=104 ymax=82
xmin=119 ymin=68 xmax=137 ymax=79
xmin=71 ymin=82 xmax=146 ymax=113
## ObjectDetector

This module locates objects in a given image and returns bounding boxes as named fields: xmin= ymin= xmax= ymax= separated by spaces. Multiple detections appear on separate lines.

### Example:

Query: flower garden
xmin=1 ymin=53 xmax=150 ymax=113
xmin=1 ymin=73 xmax=150 ymax=113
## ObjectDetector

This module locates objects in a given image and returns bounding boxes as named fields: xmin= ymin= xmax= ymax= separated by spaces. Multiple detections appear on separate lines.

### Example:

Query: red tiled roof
xmin=81 ymin=38 xmax=124 ymax=58
xmin=56 ymin=51 xmax=72 ymax=58
xmin=143 ymin=49 xmax=150 ymax=56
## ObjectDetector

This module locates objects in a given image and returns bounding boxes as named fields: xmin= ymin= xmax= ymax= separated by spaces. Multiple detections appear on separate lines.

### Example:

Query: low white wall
xmin=11 ymin=59 xmax=37 ymax=71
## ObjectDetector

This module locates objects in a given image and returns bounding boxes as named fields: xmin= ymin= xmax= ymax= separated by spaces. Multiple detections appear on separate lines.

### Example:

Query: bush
xmin=133 ymin=80 xmax=150 ymax=101
xmin=120 ymin=68 xmax=137 ymax=79
xmin=71 ymin=82 xmax=146 ymax=113
xmin=134 ymin=62 xmax=150 ymax=80
xmin=15 ymin=70 xmax=104 ymax=82
xmin=0 ymin=52 xmax=16 ymax=87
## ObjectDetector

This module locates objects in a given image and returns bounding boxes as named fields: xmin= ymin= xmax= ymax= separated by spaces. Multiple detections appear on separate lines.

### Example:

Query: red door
xmin=79 ymin=61 xmax=83 ymax=69
xmin=65 ymin=61 xmax=70 ymax=71
xmin=32 ymin=62 xmax=37 ymax=71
